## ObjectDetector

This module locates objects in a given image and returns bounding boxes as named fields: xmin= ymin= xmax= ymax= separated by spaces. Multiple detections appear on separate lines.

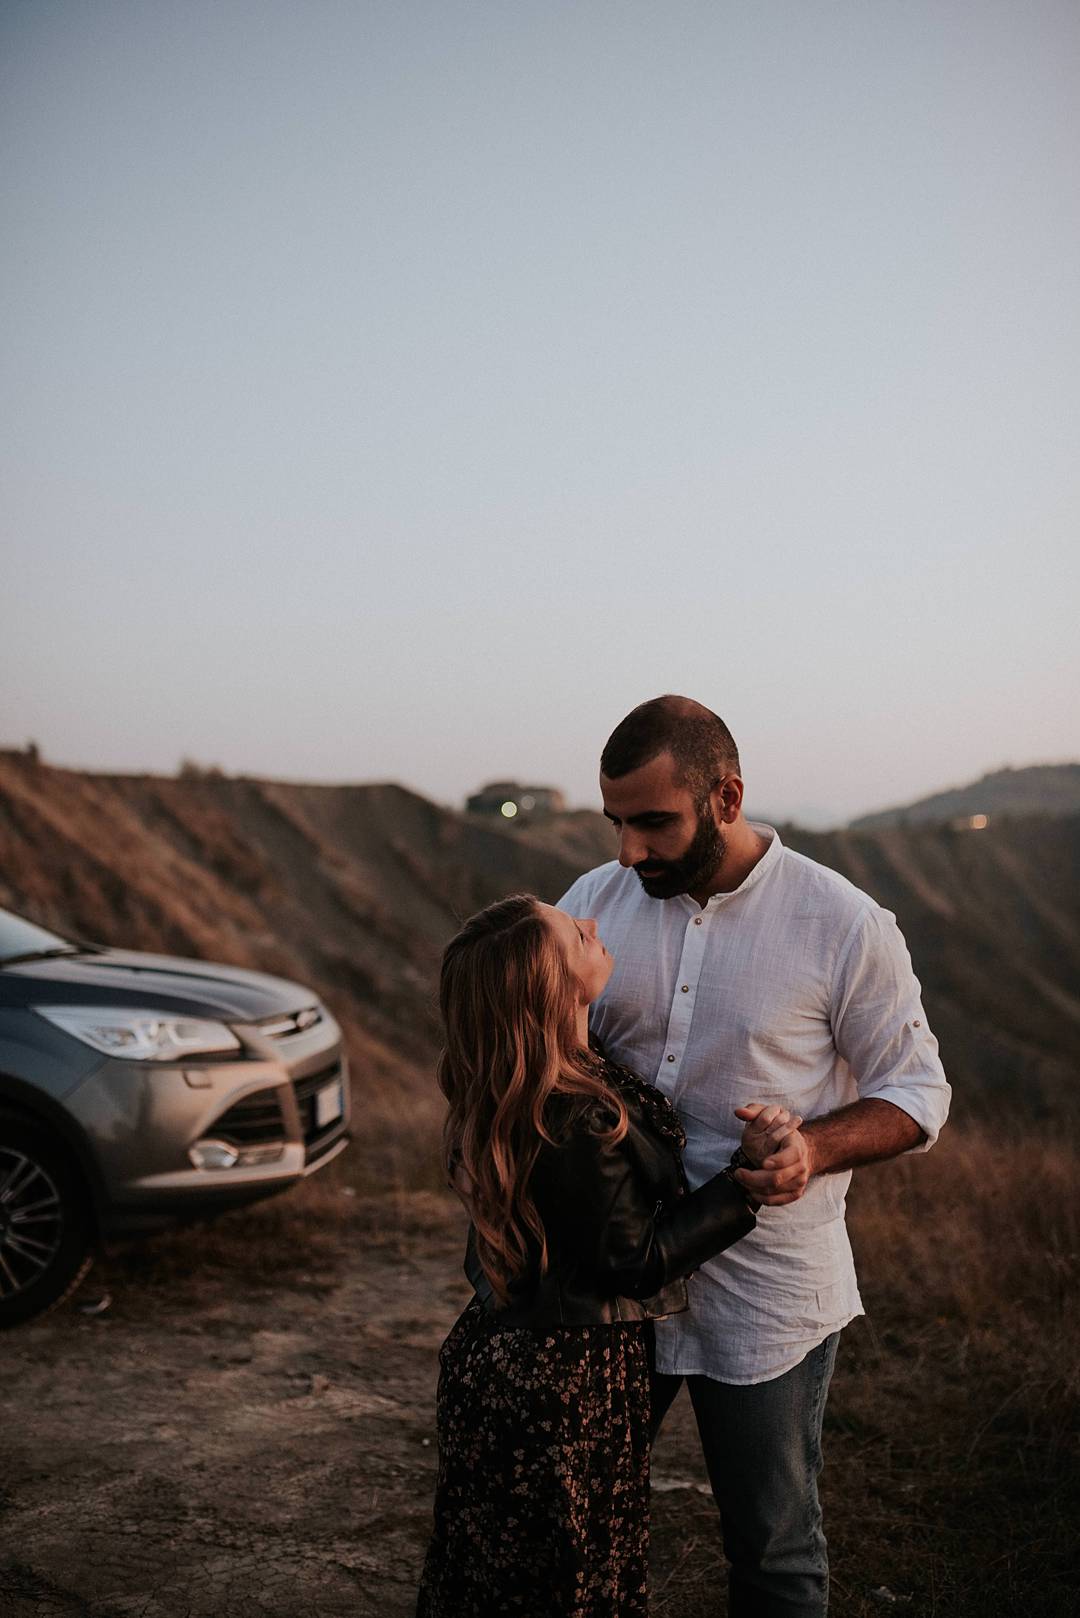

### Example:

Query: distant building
xmin=466 ymin=781 xmax=566 ymax=822
xmin=0 ymin=742 xmax=42 ymax=766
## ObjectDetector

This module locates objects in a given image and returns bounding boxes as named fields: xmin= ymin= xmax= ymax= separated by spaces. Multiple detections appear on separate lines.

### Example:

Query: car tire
xmin=0 ymin=1114 xmax=93 ymax=1328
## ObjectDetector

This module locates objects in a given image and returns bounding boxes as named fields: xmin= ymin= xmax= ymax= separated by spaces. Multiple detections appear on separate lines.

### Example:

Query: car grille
xmin=256 ymin=1006 xmax=324 ymax=1039
xmin=294 ymin=1063 xmax=347 ymax=1157
xmin=213 ymin=1088 xmax=285 ymax=1146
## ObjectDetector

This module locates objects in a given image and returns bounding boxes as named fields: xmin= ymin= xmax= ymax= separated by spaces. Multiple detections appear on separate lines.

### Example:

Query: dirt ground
xmin=1 ymin=1180 xmax=1073 ymax=1618
xmin=0 ymin=1191 xmax=738 ymax=1618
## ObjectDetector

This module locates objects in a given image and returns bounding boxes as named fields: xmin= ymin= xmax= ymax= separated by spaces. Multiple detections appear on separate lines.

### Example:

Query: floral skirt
xmin=415 ymin=1298 xmax=650 ymax=1618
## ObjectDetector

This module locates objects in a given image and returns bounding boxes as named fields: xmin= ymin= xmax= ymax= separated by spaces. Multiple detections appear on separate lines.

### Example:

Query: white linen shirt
xmin=558 ymin=824 xmax=951 ymax=1385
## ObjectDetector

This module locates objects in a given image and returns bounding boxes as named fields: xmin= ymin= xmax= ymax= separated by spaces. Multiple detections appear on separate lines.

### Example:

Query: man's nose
xmin=618 ymin=829 xmax=647 ymax=867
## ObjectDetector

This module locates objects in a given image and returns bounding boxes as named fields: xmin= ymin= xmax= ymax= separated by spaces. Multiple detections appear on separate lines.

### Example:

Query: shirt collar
xmin=673 ymin=820 xmax=782 ymax=911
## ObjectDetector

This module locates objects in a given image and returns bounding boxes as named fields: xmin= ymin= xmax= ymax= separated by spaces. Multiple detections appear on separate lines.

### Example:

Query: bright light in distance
xmin=500 ymin=801 xmax=518 ymax=818
xmin=969 ymin=814 xmax=989 ymax=829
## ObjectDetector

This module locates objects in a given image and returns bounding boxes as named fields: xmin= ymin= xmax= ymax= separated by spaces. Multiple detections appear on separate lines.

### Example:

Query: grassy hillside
xmin=0 ymin=755 xmax=589 ymax=1179
xmin=3 ymin=755 xmax=1079 ymax=1150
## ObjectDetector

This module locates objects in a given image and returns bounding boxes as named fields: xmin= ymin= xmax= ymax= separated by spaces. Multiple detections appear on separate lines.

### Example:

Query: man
xmin=558 ymin=695 xmax=950 ymax=1618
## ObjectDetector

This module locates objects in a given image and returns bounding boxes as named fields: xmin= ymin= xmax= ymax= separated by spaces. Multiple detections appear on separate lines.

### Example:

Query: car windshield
xmin=0 ymin=907 xmax=77 ymax=965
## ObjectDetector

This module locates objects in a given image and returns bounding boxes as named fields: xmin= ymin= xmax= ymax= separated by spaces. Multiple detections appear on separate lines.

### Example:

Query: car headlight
xmin=33 ymin=1005 xmax=242 ymax=1061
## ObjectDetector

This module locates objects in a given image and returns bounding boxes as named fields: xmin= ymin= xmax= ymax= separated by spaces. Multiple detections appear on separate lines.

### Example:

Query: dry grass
xmin=651 ymin=1123 xmax=1080 ymax=1616
xmin=95 ymin=1162 xmax=461 ymax=1308
xmin=816 ymin=1125 xmax=1080 ymax=1616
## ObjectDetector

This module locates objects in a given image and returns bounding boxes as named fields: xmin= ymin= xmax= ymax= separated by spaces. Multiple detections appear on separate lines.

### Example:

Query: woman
xmin=416 ymin=894 xmax=802 ymax=1618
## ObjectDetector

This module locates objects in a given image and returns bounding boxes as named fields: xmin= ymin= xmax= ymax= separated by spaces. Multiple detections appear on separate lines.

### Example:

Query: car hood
xmin=2 ymin=948 xmax=318 ymax=1021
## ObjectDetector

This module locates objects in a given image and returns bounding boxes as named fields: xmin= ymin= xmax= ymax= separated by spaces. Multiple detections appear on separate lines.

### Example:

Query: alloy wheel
xmin=0 ymin=1147 xmax=64 ymax=1300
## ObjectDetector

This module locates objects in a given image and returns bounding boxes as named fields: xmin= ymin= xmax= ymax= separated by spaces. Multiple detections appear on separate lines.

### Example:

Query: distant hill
xmin=850 ymin=763 xmax=1080 ymax=829
xmin=2 ymin=755 xmax=1078 ymax=1160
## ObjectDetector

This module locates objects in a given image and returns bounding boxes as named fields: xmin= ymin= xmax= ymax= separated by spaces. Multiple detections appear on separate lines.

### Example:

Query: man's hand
xmin=734 ymin=1103 xmax=815 ymax=1206
xmin=736 ymin=1101 xmax=803 ymax=1168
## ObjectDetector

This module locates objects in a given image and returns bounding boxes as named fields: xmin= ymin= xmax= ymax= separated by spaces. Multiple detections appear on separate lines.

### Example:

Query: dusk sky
xmin=3 ymin=1 xmax=1077 ymax=826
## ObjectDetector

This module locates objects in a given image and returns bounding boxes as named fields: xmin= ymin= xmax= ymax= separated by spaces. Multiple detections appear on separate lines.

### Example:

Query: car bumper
xmin=61 ymin=1013 xmax=352 ymax=1235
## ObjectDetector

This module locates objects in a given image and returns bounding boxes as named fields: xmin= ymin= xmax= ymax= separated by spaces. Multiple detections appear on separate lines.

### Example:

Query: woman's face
xmin=538 ymin=903 xmax=614 ymax=1005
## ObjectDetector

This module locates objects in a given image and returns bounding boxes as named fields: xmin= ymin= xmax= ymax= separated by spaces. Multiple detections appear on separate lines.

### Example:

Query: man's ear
xmin=712 ymin=774 xmax=744 ymax=824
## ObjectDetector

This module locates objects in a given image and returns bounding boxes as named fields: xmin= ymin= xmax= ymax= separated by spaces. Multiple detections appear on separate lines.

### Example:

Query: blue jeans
xmin=648 ymin=1331 xmax=841 ymax=1618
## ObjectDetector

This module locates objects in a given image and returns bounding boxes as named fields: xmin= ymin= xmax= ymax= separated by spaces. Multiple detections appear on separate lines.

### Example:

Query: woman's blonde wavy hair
xmin=438 ymin=893 xmax=628 ymax=1305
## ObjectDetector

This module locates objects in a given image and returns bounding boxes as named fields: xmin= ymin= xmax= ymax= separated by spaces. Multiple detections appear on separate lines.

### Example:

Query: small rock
xmin=650 ymin=1477 xmax=712 ymax=1495
xmin=309 ymin=1373 xmax=331 ymax=1396
xmin=870 ymin=1588 xmax=911 ymax=1607
xmin=76 ymin=1292 xmax=112 ymax=1316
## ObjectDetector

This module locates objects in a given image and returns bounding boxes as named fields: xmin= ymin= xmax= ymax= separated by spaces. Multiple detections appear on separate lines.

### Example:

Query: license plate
xmin=315 ymin=1079 xmax=344 ymax=1128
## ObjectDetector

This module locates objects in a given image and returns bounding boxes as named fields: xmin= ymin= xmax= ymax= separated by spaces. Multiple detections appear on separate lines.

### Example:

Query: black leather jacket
xmin=465 ymin=1062 xmax=756 ymax=1328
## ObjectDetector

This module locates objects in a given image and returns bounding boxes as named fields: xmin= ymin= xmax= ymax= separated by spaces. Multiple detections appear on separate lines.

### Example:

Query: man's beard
xmin=634 ymin=803 xmax=726 ymax=899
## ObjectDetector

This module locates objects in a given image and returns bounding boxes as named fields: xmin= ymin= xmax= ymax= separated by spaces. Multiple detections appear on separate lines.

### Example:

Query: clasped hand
xmin=734 ymin=1102 xmax=814 ymax=1206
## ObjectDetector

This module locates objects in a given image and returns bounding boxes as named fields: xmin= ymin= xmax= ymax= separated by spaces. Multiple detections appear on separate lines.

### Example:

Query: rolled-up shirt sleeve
xmin=830 ymin=906 xmax=951 ymax=1150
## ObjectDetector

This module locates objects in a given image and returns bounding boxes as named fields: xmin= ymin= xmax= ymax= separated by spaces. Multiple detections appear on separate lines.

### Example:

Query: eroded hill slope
xmin=1 ymin=755 xmax=1077 ymax=1144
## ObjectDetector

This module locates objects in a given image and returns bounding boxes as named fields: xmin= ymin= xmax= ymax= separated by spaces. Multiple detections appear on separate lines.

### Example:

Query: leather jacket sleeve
xmin=649 ymin=1170 xmax=757 ymax=1287
xmin=537 ymin=1104 xmax=756 ymax=1301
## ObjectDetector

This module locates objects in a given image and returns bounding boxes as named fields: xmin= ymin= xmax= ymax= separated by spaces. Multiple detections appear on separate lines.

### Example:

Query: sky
xmin=2 ymin=1 xmax=1078 ymax=827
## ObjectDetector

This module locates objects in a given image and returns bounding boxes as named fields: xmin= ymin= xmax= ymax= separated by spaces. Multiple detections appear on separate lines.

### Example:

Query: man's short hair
xmin=600 ymin=695 xmax=741 ymax=801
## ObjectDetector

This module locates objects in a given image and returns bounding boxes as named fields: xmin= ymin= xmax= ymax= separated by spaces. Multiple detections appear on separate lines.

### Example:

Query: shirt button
xmin=666 ymin=1054 xmax=675 ymax=1062
xmin=913 ymin=1019 xmax=921 ymax=1027
xmin=693 ymin=916 xmax=702 ymax=925
xmin=681 ymin=984 xmax=689 ymax=993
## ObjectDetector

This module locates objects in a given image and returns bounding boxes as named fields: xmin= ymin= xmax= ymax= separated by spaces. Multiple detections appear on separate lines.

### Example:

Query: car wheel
xmin=0 ymin=1117 xmax=92 ymax=1328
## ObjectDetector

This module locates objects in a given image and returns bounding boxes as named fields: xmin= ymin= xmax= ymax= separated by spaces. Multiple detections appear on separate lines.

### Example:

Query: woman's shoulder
xmin=588 ymin=1048 xmax=688 ymax=1152
xmin=542 ymin=1087 xmax=619 ymax=1145
xmin=540 ymin=1061 xmax=683 ymax=1154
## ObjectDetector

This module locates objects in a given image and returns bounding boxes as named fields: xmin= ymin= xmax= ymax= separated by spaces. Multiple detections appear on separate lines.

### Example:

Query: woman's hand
xmin=735 ymin=1101 xmax=803 ymax=1168
xmin=733 ymin=1102 xmax=815 ymax=1205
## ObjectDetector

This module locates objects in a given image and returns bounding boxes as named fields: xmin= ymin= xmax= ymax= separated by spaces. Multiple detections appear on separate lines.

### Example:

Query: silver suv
xmin=0 ymin=905 xmax=351 ymax=1326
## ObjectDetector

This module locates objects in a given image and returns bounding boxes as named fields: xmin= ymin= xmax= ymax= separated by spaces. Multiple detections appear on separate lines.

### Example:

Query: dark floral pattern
xmin=417 ymin=1054 xmax=687 ymax=1616
xmin=415 ymin=1299 xmax=650 ymax=1618
xmin=592 ymin=1053 xmax=687 ymax=1158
